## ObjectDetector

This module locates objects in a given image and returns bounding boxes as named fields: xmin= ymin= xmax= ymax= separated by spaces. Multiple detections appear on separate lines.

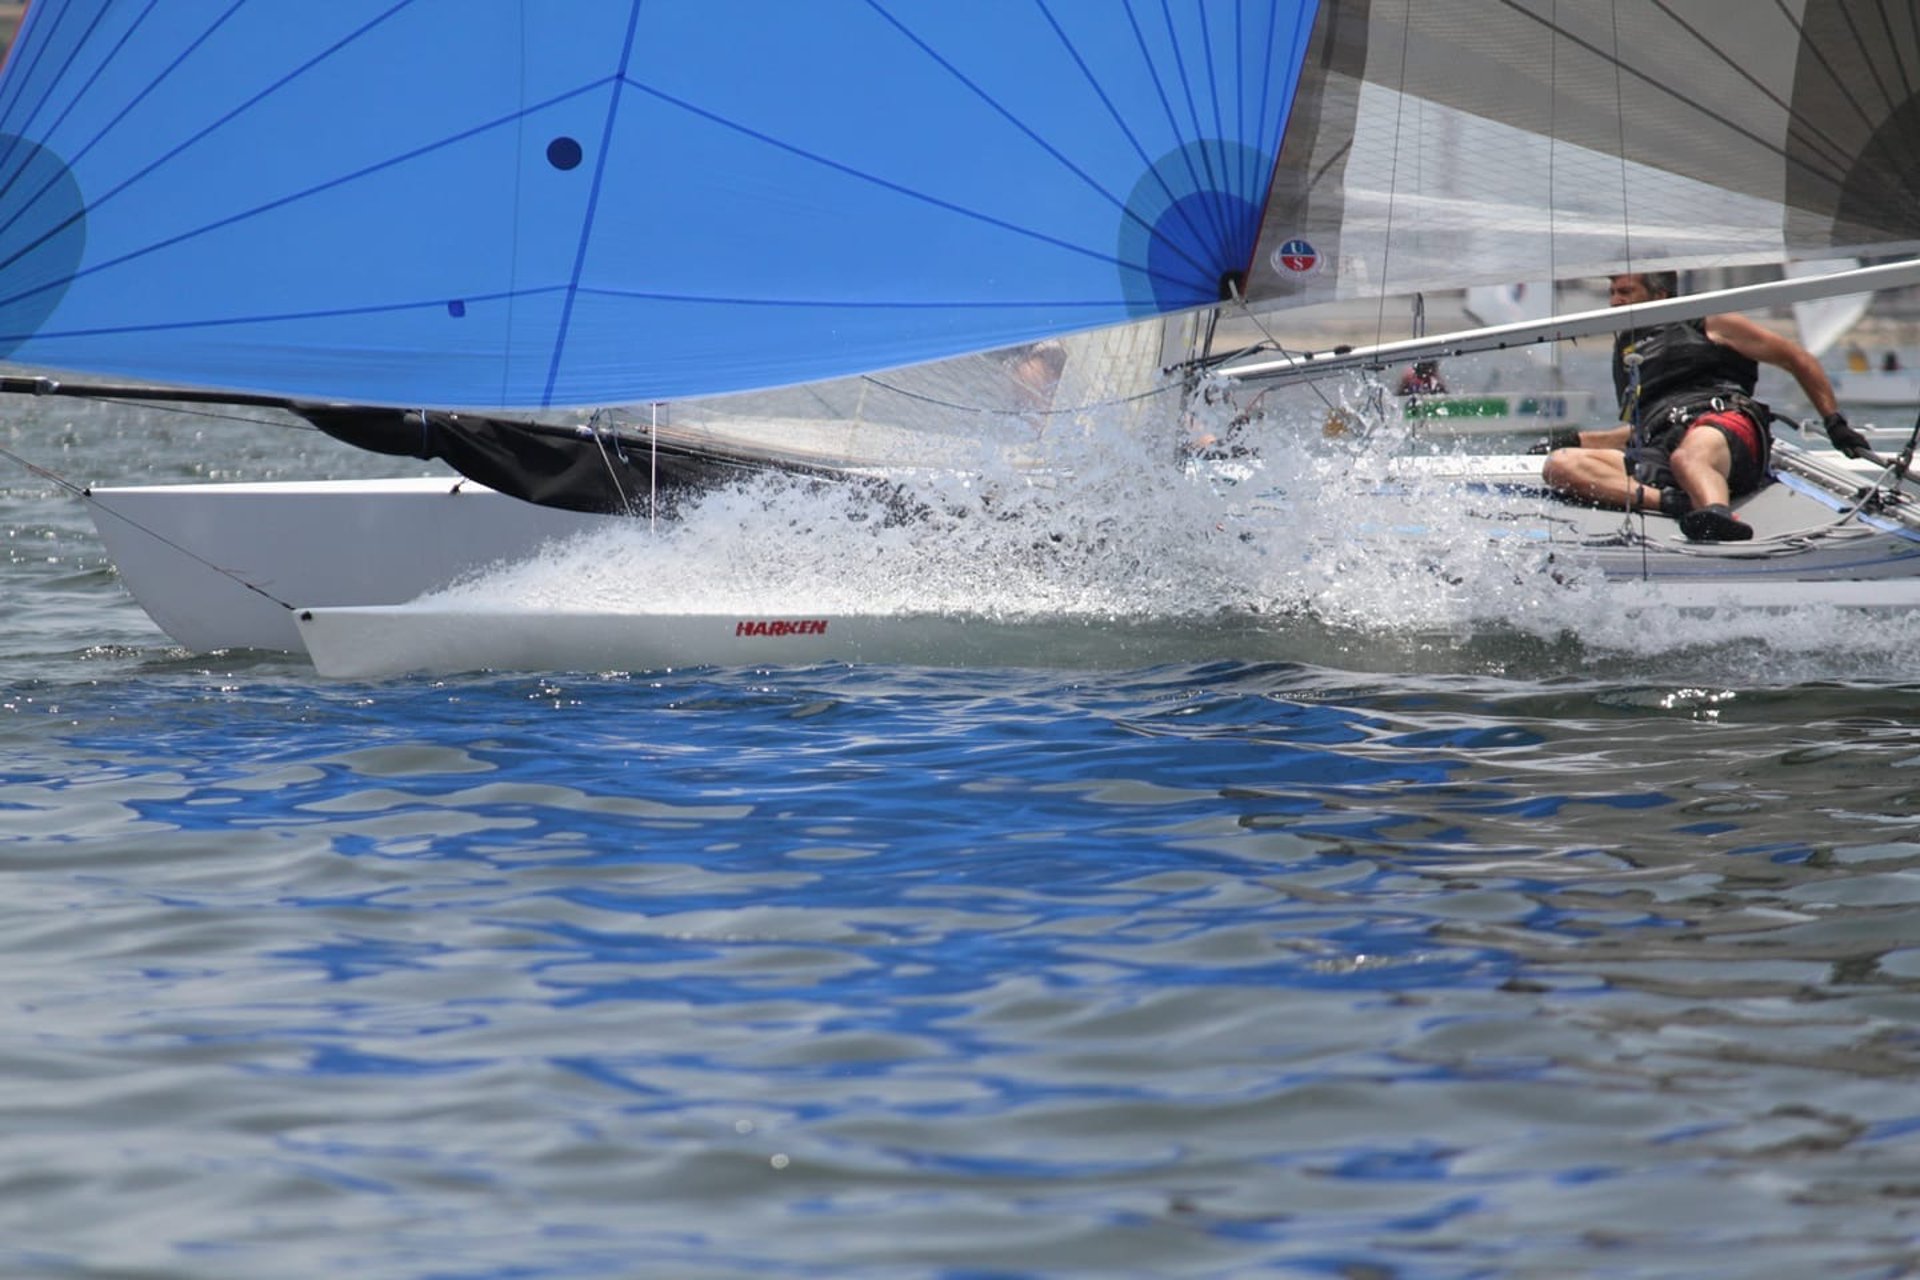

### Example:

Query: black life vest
xmin=1613 ymin=319 xmax=1758 ymax=441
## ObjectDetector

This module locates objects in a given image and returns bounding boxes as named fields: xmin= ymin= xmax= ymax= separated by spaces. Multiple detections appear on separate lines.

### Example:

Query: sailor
xmin=1004 ymin=339 xmax=1067 ymax=417
xmin=1533 ymin=271 xmax=1870 ymax=542
xmin=1397 ymin=359 xmax=1447 ymax=396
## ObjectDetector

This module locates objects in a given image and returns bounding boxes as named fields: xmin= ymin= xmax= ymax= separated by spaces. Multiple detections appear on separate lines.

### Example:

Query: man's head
xmin=1608 ymin=272 xmax=1678 ymax=306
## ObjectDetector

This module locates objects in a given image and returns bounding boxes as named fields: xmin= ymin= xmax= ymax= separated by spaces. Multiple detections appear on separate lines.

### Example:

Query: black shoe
xmin=1679 ymin=503 xmax=1753 ymax=542
xmin=1658 ymin=487 xmax=1692 ymax=518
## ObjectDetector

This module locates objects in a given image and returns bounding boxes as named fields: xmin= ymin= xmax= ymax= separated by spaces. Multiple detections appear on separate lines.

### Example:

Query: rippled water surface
xmin=4 ymin=397 xmax=1920 ymax=1278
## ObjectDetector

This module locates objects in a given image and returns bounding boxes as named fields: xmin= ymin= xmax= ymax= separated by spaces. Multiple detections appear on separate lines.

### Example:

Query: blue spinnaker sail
xmin=0 ymin=1 xmax=1318 ymax=408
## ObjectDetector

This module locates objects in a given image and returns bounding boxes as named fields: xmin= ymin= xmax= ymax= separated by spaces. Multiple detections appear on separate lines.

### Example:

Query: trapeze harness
xmin=1613 ymin=320 xmax=1771 ymax=495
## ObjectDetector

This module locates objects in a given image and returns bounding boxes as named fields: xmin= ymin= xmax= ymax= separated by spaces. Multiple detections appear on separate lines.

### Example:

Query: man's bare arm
xmin=1704 ymin=312 xmax=1838 ymax=418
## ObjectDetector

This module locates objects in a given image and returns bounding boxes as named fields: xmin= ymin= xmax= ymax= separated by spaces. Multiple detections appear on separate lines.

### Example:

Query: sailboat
xmin=1377 ymin=280 xmax=1601 ymax=438
xmin=3 ymin=1 xmax=1920 ymax=676
xmin=1787 ymin=258 xmax=1870 ymax=360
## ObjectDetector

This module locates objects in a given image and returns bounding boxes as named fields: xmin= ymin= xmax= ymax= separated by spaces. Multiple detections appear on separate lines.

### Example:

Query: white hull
xmin=88 ymin=442 xmax=1920 ymax=677
xmin=294 ymin=575 xmax=1920 ymax=680
xmin=293 ymin=608 xmax=1283 ymax=679
xmin=89 ymin=477 xmax=615 ymax=651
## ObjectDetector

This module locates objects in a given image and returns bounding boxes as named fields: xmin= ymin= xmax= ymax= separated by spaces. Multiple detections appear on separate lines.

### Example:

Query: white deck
xmin=88 ymin=477 xmax=615 ymax=652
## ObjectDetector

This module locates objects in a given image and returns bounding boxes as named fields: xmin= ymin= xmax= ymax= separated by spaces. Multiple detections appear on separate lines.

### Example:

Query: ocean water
xmin=5 ymin=390 xmax=1920 ymax=1279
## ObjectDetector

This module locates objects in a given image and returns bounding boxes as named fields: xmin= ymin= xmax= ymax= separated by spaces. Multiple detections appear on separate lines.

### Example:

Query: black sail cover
xmin=297 ymin=405 xmax=866 ymax=519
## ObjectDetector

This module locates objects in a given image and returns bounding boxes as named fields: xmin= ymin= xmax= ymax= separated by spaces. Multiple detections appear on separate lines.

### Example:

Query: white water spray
xmin=421 ymin=372 xmax=1920 ymax=677
xmin=431 ymin=377 xmax=1543 ymax=618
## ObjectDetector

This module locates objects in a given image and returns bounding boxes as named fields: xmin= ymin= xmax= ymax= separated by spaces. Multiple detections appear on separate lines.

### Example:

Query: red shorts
xmin=1635 ymin=404 xmax=1766 ymax=495
xmin=1686 ymin=408 xmax=1767 ymax=494
xmin=1622 ymin=407 xmax=1769 ymax=495
xmin=1690 ymin=407 xmax=1761 ymax=455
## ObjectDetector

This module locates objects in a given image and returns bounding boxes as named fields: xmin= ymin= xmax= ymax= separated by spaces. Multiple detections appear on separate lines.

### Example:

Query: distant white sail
xmin=1787 ymin=259 xmax=1870 ymax=358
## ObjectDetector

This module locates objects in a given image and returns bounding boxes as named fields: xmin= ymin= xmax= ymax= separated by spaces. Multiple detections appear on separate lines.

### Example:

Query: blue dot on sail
xmin=1118 ymin=140 xmax=1267 ymax=316
xmin=0 ymin=136 xmax=87 ymax=358
xmin=547 ymin=137 xmax=583 ymax=171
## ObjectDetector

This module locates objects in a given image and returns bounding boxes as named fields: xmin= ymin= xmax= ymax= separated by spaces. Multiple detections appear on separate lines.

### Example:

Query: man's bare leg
xmin=1540 ymin=448 xmax=1669 ymax=510
xmin=1667 ymin=427 xmax=1732 ymax=511
xmin=1666 ymin=425 xmax=1750 ymax=540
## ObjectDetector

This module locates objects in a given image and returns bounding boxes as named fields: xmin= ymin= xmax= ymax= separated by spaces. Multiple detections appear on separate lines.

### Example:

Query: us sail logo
xmin=1272 ymin=238 xmax=1321 ymax=278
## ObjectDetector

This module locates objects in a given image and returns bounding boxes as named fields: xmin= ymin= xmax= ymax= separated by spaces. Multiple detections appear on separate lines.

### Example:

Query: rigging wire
xmin=1548 ymin=0 xmax=1558 ymax=293
xmin=1369 ymin=2 xmax=1415 ymax=358
xmin=855 ymin=372 xmax=1180 ymax=417
xmin=586 ymin=420 xmax=634 ymax=517
xmin=0 ymin=445 xmax=94 ymax=502
xmin=91 ymin=398 xmax=321 ymax=433
xmin=1609 ymin=0 xmax=1634 ymax=282
xmin=0 ymin=442 xmax=298 ymax=613
xmin=1219 ymin=284 xmax=1351 ymax=424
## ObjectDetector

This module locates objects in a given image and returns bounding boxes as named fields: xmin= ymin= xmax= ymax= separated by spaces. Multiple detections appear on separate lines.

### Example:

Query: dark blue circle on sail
xmin=0 ymin=135 xmax=86 ymax=358
xmin=1117 ymin=140 xmax=1266 ymax=316
xmin=547 ymin=137 xmax=584 ymax=171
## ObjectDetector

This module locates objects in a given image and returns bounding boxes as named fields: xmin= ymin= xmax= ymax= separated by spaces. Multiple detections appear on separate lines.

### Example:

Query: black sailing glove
xmin=1824 ymin=411 xmax=1873 ymax=460
xmin=1525 ymin=428 xmax=1583 ymax=456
